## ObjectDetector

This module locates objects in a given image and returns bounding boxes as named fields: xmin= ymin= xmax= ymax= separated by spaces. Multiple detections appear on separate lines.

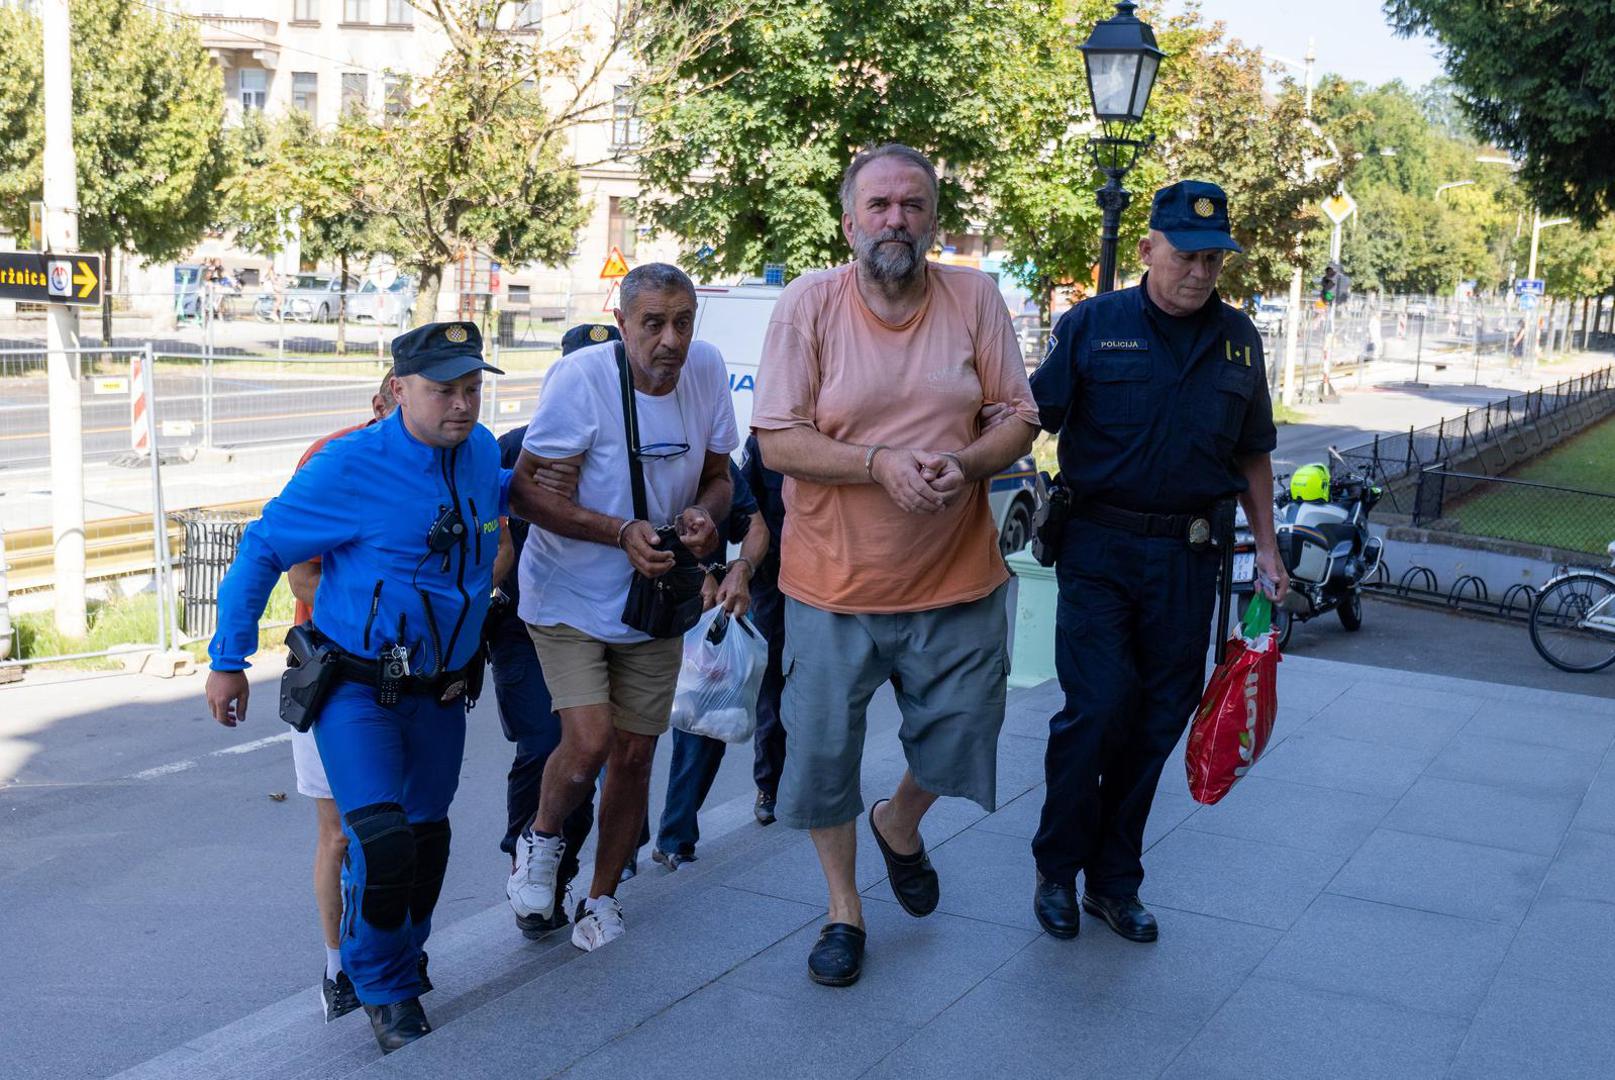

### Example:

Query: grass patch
xmin=1447 ymin=415 xmax=1615 ymax=555
xmin=1272 ymin=401 xmax=1305 ymax=426
xmin=14 ymin=580 xmax=297 ymax=669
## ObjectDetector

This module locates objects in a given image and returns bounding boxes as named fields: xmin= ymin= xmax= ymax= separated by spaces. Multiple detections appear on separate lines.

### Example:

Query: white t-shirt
xmin=518 ymin=340 xmax=740 ymax=642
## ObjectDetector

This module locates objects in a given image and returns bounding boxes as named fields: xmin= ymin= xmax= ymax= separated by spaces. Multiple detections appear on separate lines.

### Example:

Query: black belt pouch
xmin=280 ymin=623 xmax=342 ymax=733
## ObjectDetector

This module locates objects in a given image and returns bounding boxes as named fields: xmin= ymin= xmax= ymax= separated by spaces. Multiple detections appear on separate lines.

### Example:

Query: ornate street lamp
xmin=1080 ymin=1 xmax=1166 ymax=293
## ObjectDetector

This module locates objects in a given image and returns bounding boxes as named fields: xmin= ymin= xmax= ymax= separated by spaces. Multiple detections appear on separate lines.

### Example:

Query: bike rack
xmin=1397 ymin=566 xmax=1439 ymax=596
xmin=1448 ymin=575 xmax=1489 ymax=608
xmin=1499 ymin=583 xmax=1538 ymax=619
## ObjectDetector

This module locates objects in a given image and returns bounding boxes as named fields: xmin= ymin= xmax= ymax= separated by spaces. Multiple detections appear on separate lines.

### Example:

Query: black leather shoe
xmin=1082 ymin=892 xmax=1159 ymax=943
xmin=868 ymin=800 xmax=939 ymax=917
xmin=754 ymin=790 xmax=777 ymax=826
xmin=1033 ymin=874 xmax=1079 ymax=939
xmin=363 ymin=997 xmax=431 ymax=1054
xmin=807 ymin=922 xmax=866 ymax=987
xmin=321 ymin=970 xmax=360 ymax=1022
xmin=417 ymin=952 xmax=433 ymax=994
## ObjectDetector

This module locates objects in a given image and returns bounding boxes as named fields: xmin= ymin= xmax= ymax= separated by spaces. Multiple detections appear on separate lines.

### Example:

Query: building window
xmin=292 ymin=0 xmax=318 ymax=21
xmin=507 ymin=284 xmax=531 ymax=308
xmin=608 ymin=197 xmax=637 ymax=259
xmin=343 ymin=0 xmax=367 ymax=23
xmin=513 ymin=0 xmax=539 ymax=27
xmin=384 ymin=76 xmax=409 ymax=123
xmin=341 ymin=72 xmax=368 ymax=115
xmin=239 ymin=68 xmax=267 ymax=112
xmin=610 ymin=85 xmax=640 ymax=150
xmin=291 ymin=72 xmax=318 ymax=117
xmin=385 ymin=0 xmax=410 ymax=24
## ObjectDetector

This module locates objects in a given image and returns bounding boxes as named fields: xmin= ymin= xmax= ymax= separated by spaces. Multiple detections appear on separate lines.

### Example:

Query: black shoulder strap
xmin=615 ymin=341 xmax=649 ymax=522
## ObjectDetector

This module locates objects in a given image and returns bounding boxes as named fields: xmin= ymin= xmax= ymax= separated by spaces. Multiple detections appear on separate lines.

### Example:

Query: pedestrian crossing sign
xmin=600 ymin=246 xmax=631 ymax=280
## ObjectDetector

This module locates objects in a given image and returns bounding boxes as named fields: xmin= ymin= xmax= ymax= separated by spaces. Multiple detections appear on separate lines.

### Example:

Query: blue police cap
xmin=1148 ymin=180 xmax=1243 ymax=254
xmin=560 ymin=322 xmax=621 ymax=356
xmin=390 ymin=321 xmax=504 ymax=381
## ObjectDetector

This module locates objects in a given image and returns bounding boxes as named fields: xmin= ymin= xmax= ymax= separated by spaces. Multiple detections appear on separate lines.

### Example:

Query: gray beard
xmin=853 ymin=225 xmax=933 ymax=285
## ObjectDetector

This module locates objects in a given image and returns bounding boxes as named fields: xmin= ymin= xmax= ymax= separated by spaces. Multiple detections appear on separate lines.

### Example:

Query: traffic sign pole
xmin=43 ymin=0 xmax=86 ymax=638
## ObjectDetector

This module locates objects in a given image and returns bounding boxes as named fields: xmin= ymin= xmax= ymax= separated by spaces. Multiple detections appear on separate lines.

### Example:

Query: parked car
xmin=254 ymin=274 xmax=358 ymax=323
xmin=691 ymin=283 xmax=1039 ymax=556
xmin=350 ymin=276 xmax=416 ymax=327
xmin=1252 ymin=300 xmax=1287 ymax=335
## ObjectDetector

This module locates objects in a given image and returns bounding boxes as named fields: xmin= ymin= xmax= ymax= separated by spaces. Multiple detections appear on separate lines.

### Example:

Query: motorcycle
xmin=1233 ymin=448 xmax=1385 ymax=649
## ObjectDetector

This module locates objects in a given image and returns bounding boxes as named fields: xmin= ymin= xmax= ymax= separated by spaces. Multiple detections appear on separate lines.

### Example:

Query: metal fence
xmin=1412 ymin=469 xmax=1615 ymax=557
xmin=1334 ymin=366 xmax=1615 ymax=509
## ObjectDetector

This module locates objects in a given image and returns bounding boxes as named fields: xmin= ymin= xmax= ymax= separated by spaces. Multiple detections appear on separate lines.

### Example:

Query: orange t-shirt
xmin=752 ymin=261 xmax=1038 ymax=613
xmin=290 ymin=421 xmax=372 ymax=626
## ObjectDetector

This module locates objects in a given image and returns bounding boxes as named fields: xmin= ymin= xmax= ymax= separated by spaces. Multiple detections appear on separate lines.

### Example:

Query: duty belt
xmin=334 ymin=652 xmax=478 ymax=701
xmin=1074 ymin=501 xmax=1216 ymax=546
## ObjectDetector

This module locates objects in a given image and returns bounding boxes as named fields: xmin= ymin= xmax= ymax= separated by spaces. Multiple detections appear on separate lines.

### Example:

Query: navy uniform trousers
xmin=314 ymin=681 xmax=466 ymax=1006
xmin=1032 ymin=518 xmax=1220 ymax=896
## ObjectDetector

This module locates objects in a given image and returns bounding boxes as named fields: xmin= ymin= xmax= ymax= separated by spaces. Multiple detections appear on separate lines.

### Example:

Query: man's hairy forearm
xmin=513 ymin=477 xmax=623 ymax=547
xmin=955 ymin=419 xmax=1039 ymax=481
xmin=756 ymin=426 xmax=871 ymax=485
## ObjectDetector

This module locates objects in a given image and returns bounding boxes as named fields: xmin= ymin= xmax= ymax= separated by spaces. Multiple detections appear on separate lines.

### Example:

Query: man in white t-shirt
xmin=507 ymin=263 xmax=737 ymax=952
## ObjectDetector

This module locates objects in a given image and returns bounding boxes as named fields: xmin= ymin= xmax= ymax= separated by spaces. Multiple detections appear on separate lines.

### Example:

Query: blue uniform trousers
xmin=654 ymin=582 xmax=787 ymax=856
xmin=315 ymin=681 xmax=466 ymax=1006
xmin=1032 ymin=519 xmax=1219 ymax=896
xmin=488 ymin=613 xmax=594 ymax=882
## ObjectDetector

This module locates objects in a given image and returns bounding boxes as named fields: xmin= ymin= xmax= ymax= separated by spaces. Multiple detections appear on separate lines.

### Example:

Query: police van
xmin=692 ymin=283 xmax=1037 ymax=555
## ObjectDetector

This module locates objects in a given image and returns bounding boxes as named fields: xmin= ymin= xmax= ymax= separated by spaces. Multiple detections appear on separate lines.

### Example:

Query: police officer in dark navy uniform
xmin=1027 ymin=181 xmax=1289 ymax=944
xmin=205 ymin=321 xmax=509 ymax=1054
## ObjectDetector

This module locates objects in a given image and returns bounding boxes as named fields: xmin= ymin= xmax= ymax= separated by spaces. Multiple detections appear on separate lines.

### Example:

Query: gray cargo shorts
xmin=775 ymin=582 xmax=1010 ymax=830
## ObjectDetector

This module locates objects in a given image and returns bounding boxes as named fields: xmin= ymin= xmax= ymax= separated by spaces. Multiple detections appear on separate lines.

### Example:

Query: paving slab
xmin=1251 ymin=893 xmax=1514 ymax=1018
xmin=1445 ymin=974 xmax=1615 ymax=1080
xmin=1138 ymin=829 xmax=1345 ymax=931
xmin=1158 ymin=977 xmax=1470 ymax=1080
xmin=1327 ymin=828 xmax=1551 ymax=926
xmin=1384 ymin=775 xmax=1581 ymax=857
xmin=1183 ymin=776 xmax=1393 ymax=856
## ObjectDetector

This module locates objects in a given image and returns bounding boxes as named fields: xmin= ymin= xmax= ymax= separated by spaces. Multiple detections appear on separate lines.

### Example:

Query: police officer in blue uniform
xmin=205 ymin=321 xmax=509 ymax=1054
xmin=1028 ymin=182 xmax=1288 ymax=943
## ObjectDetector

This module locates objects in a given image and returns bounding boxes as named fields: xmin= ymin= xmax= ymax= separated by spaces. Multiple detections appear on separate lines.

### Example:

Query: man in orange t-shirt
xmin=285 ymin=367 xmax=396 ymax=1021
xmin=752 ymin=144 xmax=1039 ymax=988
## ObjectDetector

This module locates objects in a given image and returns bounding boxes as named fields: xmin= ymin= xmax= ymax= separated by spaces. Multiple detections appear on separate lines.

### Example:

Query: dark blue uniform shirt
xmin=1030 ymin=277 xmax=1277 ymax=514
xmin=211 ymin=410 xmax=510 ymax=674
xmin=738 ymin=433 xmax=785 ymax=591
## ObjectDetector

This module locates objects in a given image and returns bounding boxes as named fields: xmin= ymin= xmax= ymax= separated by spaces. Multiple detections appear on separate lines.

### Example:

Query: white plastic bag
xmin=669 ymin=608 xmax=768 ymax=743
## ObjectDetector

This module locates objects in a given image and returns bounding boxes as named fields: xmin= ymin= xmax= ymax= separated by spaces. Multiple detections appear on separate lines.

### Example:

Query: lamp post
xmin=1080 ymin=0 xmax=1165 ymax=294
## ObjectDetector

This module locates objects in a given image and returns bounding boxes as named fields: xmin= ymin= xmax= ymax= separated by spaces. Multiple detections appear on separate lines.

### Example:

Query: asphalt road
xmin=0 ymin=371 xmax=547 ymax=471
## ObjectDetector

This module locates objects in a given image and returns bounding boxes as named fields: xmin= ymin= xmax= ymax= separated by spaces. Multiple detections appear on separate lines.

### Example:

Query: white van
xmin=693 ymin=283 xmax=1037 ymax=555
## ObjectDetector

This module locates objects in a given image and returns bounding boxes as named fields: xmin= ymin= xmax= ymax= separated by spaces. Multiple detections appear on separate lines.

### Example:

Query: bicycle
xmin=1529 ymin=542 xmax=1615 ymax=673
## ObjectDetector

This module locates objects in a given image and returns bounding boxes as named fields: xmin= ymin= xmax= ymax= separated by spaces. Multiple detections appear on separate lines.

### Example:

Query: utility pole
xmin=1279 ymin=39 xmax=1316 ymax=408
xmin=1525 ymin=210 xmax=1570 ymax=373
xmin=43 ymin=0 xmax=86 ymax=638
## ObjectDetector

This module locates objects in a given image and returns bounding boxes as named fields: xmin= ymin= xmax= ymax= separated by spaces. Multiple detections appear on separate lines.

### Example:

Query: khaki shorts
xmin=525 ymin=623 xmax=683 ymax=737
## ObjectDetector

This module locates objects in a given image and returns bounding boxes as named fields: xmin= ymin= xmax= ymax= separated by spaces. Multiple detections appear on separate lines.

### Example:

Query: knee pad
xmin=410 ymin=819 xmax=452 ymax=924
xmin=346 ymin=802 xmax=415 ymax=931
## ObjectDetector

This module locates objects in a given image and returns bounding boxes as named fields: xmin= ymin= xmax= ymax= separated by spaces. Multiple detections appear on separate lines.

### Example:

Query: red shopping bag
xmin=1185 ymin=594 xmax=1281 ymax=805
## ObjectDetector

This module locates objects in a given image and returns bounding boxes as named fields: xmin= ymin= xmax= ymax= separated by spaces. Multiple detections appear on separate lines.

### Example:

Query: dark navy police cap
xmin=390 ymin=321 xmax=505 ymax=381
xmin=1149 ymin=180 xmax=1243 ymax=254
xmin=560 ymin=322 xmax=621 ymax=356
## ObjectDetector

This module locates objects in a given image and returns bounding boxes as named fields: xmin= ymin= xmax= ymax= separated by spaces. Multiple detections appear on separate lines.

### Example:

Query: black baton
xmin=1214 ymin=501 xmax=1235 ymax=666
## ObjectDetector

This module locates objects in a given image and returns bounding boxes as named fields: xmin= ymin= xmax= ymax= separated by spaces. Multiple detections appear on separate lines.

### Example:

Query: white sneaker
xmin=507 ymin=831 xmax=566 ymax=919
xmin=571 ymin=895 xmax=626 ymax=952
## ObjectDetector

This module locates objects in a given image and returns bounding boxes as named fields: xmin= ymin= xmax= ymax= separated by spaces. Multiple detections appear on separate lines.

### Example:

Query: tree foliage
xmin=1385 ymin=1 xmax=1615 ymax=225
xmin=0 ymin=0 xmax=228 ymax=262
xmin=633 ymin=0 xmax=1052 ymax=281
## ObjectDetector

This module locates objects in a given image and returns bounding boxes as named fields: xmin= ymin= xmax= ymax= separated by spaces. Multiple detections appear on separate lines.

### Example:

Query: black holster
xmin=1030 ymin=473 xmax=1071 ymax=568
xmin=280 ymin=623 xmax=342 ymax=733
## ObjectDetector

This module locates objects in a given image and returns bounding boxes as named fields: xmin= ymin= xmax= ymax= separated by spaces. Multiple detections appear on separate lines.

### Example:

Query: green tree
xmin=222 ymin=113 xmax=395 ymax=351
xmin=355 ymin=0 xmax=739 ymax=325
xmin=0 ymin=0 xmax=229 ymax=340
xmin=1385 ymin=1 xmax=1615 ymax=225
xmin=633 ymin=0 xmax=1057 ymax=283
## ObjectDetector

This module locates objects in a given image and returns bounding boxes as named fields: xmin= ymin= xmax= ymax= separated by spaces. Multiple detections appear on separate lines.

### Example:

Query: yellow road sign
xmin=600 ymin=246 xmax=631 ymax=280
xmin=1321 ymin=190 xmax=1357 ymax=225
